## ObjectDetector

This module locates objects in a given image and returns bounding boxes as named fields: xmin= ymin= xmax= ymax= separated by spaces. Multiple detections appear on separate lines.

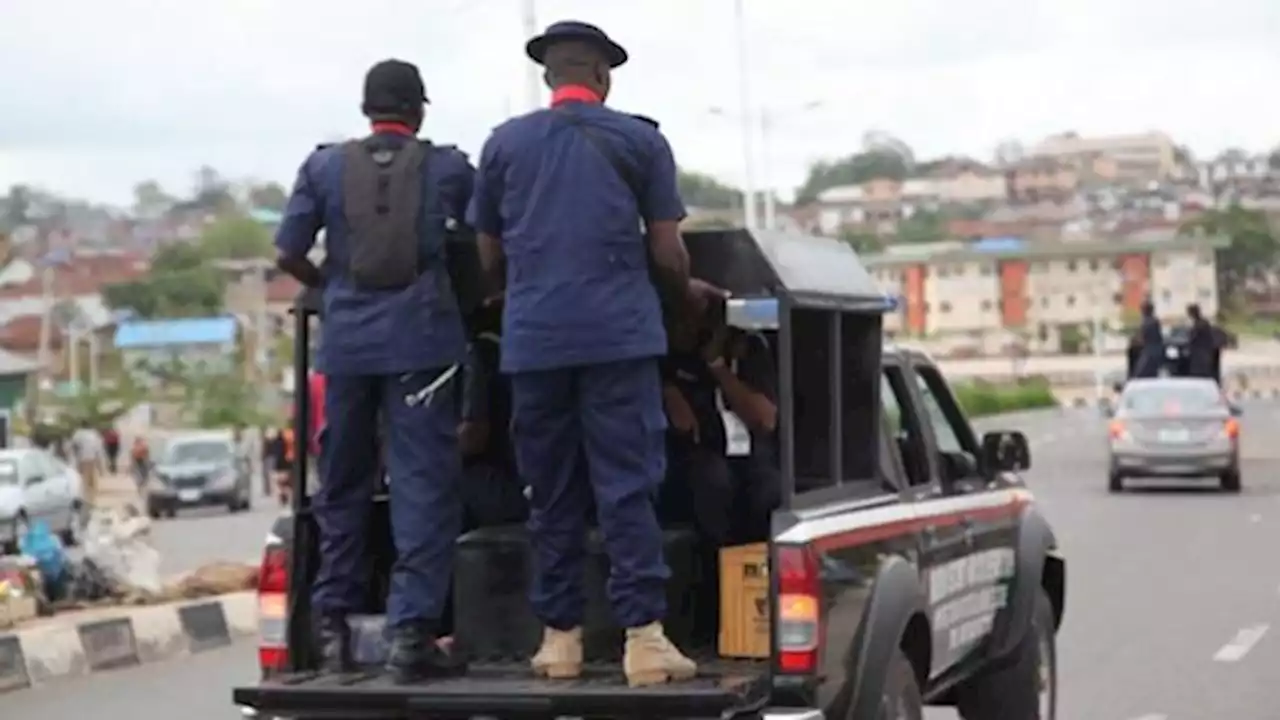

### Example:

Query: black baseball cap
xmin=362 ymin=59 xmax=429 ymax=117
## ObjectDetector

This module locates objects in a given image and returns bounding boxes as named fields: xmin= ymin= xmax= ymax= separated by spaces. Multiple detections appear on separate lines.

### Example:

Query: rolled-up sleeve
xmin=276 ymin=153 xmax=324 ymax=259
xmin=640 ymin=132 xmax=686 ymax=223
xmin=465 ymin=136 xmax=504 ymax=237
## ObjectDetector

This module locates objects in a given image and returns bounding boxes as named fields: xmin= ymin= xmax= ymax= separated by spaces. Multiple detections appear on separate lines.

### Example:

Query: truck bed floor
xmin=235 ymin=659 xmax=769 ymax=719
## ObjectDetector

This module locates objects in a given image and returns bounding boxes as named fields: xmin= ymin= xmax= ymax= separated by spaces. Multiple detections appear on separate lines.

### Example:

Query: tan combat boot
xmin=623 ymin=622 xmax=698 ymax=687
xmin=530 ymin=626 xmax=583 ymax=679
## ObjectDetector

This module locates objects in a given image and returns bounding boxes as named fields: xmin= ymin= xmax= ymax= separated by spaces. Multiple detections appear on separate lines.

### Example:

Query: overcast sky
xmin=1 ymin=0 xmax=1277 ymax=207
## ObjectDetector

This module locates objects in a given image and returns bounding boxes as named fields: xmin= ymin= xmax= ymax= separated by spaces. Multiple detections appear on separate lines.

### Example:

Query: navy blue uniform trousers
xmin=311 ymin=369 xmax=462 ymax=628
xmin=511 ymin=357 xmax=670 ymax=630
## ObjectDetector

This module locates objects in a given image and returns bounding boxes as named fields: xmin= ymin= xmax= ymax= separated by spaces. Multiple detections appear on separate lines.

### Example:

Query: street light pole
xmin=732 ymin=0 xmax=758 ymax=230
xmin=758 ymin=100 xmax=823 ymax=231
xmin=521 ymin=0 xmax=541 ymax=111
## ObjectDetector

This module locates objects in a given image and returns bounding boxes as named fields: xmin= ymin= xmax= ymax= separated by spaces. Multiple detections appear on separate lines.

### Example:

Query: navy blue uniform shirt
xmin=276 ymin=132 xmax=473 ymax=375
xmin=466 ymin=96 xmax=686 ymax=373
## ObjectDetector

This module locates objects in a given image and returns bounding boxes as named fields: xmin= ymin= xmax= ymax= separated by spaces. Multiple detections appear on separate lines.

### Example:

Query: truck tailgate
xmin=234 ymin=660 xmax=770 ymax=719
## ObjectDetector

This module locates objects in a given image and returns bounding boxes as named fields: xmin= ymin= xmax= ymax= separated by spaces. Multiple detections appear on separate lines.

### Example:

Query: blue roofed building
xmin=114 ymin=316 xmax=240 ymax=384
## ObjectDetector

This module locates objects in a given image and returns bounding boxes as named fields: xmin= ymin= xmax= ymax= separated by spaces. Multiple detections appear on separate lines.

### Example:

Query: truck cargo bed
xmin=235 ymin=658 xmax=770 ymax=719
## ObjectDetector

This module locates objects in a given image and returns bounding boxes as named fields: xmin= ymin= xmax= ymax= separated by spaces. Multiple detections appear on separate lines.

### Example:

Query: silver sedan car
xmin=1107 ymin=377 xmax=1242 ymax=493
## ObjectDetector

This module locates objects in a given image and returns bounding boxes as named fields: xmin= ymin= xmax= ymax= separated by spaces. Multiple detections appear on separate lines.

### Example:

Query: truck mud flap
xmin=234 ymin=661 xmax=769 ymax=719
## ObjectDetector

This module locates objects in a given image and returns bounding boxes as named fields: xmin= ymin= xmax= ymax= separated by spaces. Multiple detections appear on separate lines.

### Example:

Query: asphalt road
xmin=148 ymin=474 xmax=285 ymax=576
xmin=10 ymin=404 xmax=1280 ymax=719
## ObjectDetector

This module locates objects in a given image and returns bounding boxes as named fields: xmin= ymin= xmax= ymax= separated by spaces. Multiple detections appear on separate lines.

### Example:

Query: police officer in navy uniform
xmin=275 ymin=59 xmax=470 ymax=683
xmin=468 ymin=21 xmax=716 ymax=687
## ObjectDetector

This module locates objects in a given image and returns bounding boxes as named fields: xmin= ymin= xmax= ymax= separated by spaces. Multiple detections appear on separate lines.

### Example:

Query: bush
xmin=952 ymin=377 xmax=1058 ymax=418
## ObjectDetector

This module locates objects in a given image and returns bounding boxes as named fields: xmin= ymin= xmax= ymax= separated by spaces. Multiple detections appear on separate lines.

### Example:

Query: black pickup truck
xmin=234 ymin=228 xmax=1066 ymax=720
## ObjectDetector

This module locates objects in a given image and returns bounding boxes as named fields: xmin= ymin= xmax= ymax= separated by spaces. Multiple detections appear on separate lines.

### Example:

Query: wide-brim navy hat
xmin=526 ymin=20 xmax=628 ymax=68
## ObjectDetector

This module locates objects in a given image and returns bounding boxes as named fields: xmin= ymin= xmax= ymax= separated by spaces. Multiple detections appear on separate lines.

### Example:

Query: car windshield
xmin=164 ymin=441 xmax=231 ymax=464
xmin=1122 ymin=383 xmax=1224 ymax=414
xmin=0 ymin=460 xmax=16 ymax=486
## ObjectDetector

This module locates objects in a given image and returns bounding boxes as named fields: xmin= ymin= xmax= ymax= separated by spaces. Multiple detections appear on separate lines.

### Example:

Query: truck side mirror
xmin=981 ymin=430 xmax=1031 ymax=473
xmin=1229 ymin=403 xmax=1243 ymax=417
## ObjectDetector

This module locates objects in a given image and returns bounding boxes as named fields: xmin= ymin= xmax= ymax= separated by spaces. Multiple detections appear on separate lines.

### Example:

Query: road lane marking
xmin=1127 ymin=714 xmax=1168 ymax=720
xmin=1212 ymin=624 xmax=1270 ymax=662
xmin=1250 ymin=514 xmax=1262 ymax=523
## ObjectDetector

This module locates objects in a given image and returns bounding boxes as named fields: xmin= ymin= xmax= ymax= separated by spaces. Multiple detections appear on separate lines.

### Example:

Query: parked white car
xmin=0 ymin=448 xmax=86 ymax=552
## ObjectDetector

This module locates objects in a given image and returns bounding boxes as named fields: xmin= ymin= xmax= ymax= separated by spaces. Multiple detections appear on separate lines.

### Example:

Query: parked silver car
xmin=0 ymin=448 xmax=86 ymax=552
xmin=1107 ymin=377 xmax=1242 ymax=493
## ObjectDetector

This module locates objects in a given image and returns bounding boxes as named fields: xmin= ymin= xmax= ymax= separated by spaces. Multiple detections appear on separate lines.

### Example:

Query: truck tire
xmin=955 ymin=589 xmax=1056 ymax=720
xmin=876 ymin=649 xmax=924 ymax=720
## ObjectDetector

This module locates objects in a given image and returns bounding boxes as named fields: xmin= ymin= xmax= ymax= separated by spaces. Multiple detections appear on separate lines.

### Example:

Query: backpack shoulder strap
xmin=553 ymin=108 xmax=645 ymax=204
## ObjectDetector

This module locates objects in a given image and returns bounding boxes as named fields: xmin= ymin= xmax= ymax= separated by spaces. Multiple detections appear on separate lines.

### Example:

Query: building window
xmin=940 ymin=301 xmax=952 ymax=313
xmin=1040 ymin=296 xmax=1049 ymax=308
xmin=1066 ymin=260 xmax=1078 ymax=272
xmin=981 ymin=300 xmax=993 ymax=311
xmin=1066 ymin=294 xmax=1076 ymax=307
xmin=1113 ymin=292 xmax=1124 ymax=305
xmin=980 ymin=264 xmax=994 ymax=276
xmin=1088 ymin=259 xmax=1099 ymax=272
xmin=1112 ymin=258 xmax=1124 ymax=271
xmin=1199 ymin=288 xmax=1212 ymax=299
xmin=1161 ymin=290 xmax=1171 ymax=302
xmin=937 ymin=266 xmax=949 ymax=278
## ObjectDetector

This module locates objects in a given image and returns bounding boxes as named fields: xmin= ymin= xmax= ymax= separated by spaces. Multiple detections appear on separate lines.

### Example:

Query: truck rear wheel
xmin=955 ymin=589 xmax=1056 ymax=720
xmin=876 ymin=649 xmax=923 ymax=720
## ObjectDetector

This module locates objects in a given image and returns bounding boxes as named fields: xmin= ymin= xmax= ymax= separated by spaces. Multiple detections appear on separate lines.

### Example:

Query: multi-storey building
xmin=1028 ymin=131 xmax=1179 ymax=185
xmin=864 ymin=236 xmax=1226 ymax=349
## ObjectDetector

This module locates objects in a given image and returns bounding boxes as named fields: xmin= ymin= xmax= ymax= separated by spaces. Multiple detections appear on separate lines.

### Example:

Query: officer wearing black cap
xmin=275 ymin=58 xmax=471 ymax=683
xmin=467 ymin=21 xmax=708 ymax=687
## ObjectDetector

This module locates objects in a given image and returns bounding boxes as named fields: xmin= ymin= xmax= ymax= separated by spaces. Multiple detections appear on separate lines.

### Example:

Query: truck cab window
xmin=881 ymin=367 xmax=930 ymax=487
xmin=911 ymin=364 xmax=982 ymax=483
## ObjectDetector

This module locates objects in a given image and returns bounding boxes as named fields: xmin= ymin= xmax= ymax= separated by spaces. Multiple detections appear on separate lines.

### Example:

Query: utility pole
xmin=521 ymin=0 xmax=541 ymax=111
xmin=733 ymin=0 xmax=758 ymax=230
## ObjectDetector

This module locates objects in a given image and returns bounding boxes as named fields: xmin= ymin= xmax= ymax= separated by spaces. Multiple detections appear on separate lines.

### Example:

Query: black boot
xmin=316 ymin=616 xmax=354 ymax=674
xmin=385 ymin=621 xmax=467 ymax=684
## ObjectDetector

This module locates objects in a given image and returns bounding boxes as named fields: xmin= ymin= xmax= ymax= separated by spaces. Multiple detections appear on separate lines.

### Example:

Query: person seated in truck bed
xmin=458 ymin=332 xmax=530 ymax=530
xmin=660 ymin=295 xmax=780 ymax=639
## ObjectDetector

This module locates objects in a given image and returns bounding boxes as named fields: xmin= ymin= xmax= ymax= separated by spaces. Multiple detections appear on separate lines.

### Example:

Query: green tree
xmin=132 ymin=180 xmax=175 ymax=218
xmin=895 ymin=210 xmax=947 ymax=244
xmin=677 ymin=170 xmax=741 ymax=209
xmin=1180 ymin=204 xmax=1278 ymax=308
xmin=178 ymin=369 xmax=267 ymax=428
xmin=190 ymin=165 xmax=238 ymax=214
xmin=839 ymin=229 xmax=885 ymax=255
xmin=795 ymin=150 xmax=911 ymax=205
xmin=103 ymin=242 xmax=227 ymax=318
xmin=198 ymin=214 xmax=274 ymax=259
xmin=247 ymin=182 xmax=289 ymax=213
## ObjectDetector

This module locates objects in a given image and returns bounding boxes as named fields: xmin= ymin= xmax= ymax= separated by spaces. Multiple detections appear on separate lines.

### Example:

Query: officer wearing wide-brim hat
xmin=467 ymin=19 xmax=707 ymax=688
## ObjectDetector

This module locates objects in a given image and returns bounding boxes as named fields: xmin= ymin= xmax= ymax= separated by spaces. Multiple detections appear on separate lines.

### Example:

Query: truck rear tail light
xmin=776 ymin=544 xmax=821 ymax=675
xmin=1223 ymin=418 xmax=1240 ymax=439
xmin=258 ymin=544 xmax=289 ymax=675
xmin=1108 ymin=420 xmax=1127 ymax=440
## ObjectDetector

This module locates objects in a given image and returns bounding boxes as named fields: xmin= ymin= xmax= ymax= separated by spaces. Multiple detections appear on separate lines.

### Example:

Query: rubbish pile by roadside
xmin=0 ymin=505 xmax=259 ymax=629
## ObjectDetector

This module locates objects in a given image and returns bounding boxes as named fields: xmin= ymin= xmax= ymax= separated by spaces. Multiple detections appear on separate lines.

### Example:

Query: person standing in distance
xmin=274 ymin=59 xmax=471 ymax=683
xmin=467 ymin=21 xmax=712 ymax=688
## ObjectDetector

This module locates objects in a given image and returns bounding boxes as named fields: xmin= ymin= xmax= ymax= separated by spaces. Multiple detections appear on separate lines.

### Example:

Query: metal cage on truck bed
xmin=234 ymin=227 xmax=895 ymax=720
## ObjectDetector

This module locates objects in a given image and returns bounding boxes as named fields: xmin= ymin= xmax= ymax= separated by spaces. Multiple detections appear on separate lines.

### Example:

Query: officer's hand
xmin=701 ymin=325 xmax=729 ymax=366
xmin=458 ymin=420 xmax=490 ymax=457
xmin=686 ymin=278 xmax=730 ymax=309
xmin=662 ymin=384 xmax=700 ymax=443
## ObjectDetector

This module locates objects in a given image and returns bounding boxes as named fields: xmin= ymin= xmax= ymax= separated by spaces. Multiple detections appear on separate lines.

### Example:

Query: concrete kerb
xmin=0 ymin=590 xmax=257 ymax=694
